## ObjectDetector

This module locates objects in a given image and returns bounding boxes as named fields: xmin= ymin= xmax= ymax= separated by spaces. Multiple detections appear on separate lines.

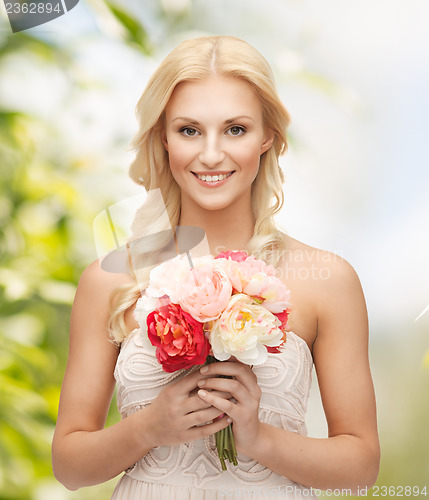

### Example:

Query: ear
xmin=161 ymin=129 xmax=169 ymax=151
xmin=260 ymin=129 xmax=275 ymax=155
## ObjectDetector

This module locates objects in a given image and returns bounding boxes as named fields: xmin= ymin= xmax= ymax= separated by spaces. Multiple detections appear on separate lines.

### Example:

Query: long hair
xmin=109 ymin=35 xmax=291 ymax=342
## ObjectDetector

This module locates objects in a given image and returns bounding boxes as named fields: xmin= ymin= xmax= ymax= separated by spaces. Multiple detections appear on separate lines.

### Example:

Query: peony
xmin=215 ymin=250 xmax=248 ymax=262
xmin=134 ymin=295 xmax=150 ymax=326
xmin=145 ymin=254 xmax=192 ymax=303
xmin=242 ymin=273 xmax=291 ymax=313
xmin=213 ymin=257 xmax=244 ymax=293
xmin=215 ymin=254 xmax=276 ymax=293
xmin=177 ymin=258 xmax=232 ymax=322
xmin=207 ymin=293 xmax=285 ymax=365
xmin=216 ymin=255 xmax=291 ymax=313
xmin=146 ymin=302 xmax=209 ymax=373
xmin=134 ymin=294 xmax=170 ymax=327
xmin=237 ymin=255 xmax=277 ymax=279
xmin=267 ymin=309 xmax=289 ymax=353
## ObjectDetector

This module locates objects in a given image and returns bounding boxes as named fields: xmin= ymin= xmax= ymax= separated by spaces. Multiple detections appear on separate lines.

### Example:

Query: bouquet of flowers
xmin=134 ymin=250 xmax=291 ymax=470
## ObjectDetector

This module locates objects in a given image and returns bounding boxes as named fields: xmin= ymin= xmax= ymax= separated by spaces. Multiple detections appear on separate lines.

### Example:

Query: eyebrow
xmin=171 ymin=115 xmax=255 ymax=124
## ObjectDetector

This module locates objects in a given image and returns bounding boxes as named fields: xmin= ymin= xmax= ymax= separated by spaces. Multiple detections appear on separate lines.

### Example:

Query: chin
xmin=199 ymin=202 xmax=232 ymax=212
xmin=186 ymin=194 xmax=235 ymax=212
xmin=181 ymin=188 xmax=250 ymax=213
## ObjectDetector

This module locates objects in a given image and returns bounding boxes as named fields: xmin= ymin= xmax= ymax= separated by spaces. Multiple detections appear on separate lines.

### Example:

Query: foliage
xmin=0 ymin=1 xmax=158 ymax=496
xmin=104 ymin=1 xmax=152 ymax=53
xmin=1 ymin=2 xmax=428 ymax=499
xmin=0 ymin=18 xmax=124 ymax=500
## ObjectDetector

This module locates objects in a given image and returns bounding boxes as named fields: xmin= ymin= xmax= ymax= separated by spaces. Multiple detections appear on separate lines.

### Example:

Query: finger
xmin=200 ymin=362 xmax=260 ymax=399
xmin=182 ymin=393 xmax=218 ymax=414
xmin=197 ymin=377 xmax=248 ymax=405
xmin=186 ymin=390 xmax=232 ymax=412
xmin=197 ymin=388 xmax=238 ymax=420
xmin=171 ymin=367 xmax=212 ymax=394
xmin=200 ymin=360 xmax=256 ymax=382
xmin=183 ymin=405 xmax=227 ymax=429
xmin=188 ymin=413 xmax=232 ymax=441
xmin=180 ymin=386 xmax=233 ymax=416
xmin=190 ymin=387 xmax=231 ymax=399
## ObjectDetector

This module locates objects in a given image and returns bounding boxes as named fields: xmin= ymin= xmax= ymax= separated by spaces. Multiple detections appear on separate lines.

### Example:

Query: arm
xmin=51 ymin=260 xmax=149 ymax=489
xmin=197 ymin=257 xmax=380 ymax=494
xmin=52 ymin=259 xmax=231 ymax=491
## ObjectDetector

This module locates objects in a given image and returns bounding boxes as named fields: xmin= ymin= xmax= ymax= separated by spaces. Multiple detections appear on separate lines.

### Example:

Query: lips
xmin=191 ymin=171 xmax=235 ymax=183
xmin=191 ymin=170 xmax=235 ymax=188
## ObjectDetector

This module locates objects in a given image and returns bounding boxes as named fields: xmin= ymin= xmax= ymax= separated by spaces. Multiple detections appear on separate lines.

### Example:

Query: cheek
xmin=231 ymin=141 xmax=262 ymax=170
xmin=167 ymin=140 xmax=195 ymax=174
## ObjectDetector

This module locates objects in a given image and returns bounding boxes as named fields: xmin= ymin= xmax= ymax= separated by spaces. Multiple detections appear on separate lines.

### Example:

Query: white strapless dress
xmin=111 ymin=327 xmax=317 ymax=499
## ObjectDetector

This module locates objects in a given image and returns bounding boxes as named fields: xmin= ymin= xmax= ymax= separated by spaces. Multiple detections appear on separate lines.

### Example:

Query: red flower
xmin=215 ymin=250 xmax=248 ymax=262
xmin=267 ymin=309 xmax=290 ymax=353
xmin=147 ymin=303 xmax=209 ymax=373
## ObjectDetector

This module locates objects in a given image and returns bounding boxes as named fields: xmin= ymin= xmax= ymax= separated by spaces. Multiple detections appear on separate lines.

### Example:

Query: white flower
xmin=133 ymin=294 xmax=161 ymax=327
xmin=207 ymin=294 xmax=284 ymax=365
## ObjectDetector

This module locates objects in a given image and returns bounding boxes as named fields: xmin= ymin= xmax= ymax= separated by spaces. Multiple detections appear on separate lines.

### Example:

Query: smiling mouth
xmin=191 ymin=171 xmax=235 ymax=182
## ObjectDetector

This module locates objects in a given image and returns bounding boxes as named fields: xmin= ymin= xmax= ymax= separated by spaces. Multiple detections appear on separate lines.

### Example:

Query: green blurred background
xmin=0 ymin=1 xmax=428 ymax=498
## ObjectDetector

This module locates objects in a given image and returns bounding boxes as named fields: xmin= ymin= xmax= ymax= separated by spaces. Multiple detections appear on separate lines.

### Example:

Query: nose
xmin=198 ymin=135 xmax=225 ymax=168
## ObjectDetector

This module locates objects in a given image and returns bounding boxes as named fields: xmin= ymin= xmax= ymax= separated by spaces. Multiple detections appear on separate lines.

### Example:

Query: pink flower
xmin=215 ymin=250 xmax=248 ymax=262
xmin=146 ymin=302 xmax=209 ymax=373
xmin=216 ymin=255 xmax=290 ymax=313
xmin=242 ymin=273 xmax=291 ymax=313
xmin=178 ymin=258 xmax=232 ymax=322
xmin=238 ymin=255 xmax=276 ymax=279
xmin=216 ymin=255 xmax=277 ymax=293
xmin=145 ymin=254 xmax=192 ymax=303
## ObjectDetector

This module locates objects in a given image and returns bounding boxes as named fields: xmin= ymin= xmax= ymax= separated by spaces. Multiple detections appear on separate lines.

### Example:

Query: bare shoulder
xmin=78 ymin=258 xmax=134 ymax=293
xmin=280 ymin=234 xmax=362 ymax=293
xmin=277 ymin=235 xmax=366 ymax=348
xmin=73 ymin=258 xmax=138 ymax=338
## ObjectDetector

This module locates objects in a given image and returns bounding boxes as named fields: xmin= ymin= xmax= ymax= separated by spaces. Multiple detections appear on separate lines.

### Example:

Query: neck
xmin=179 ymin=196 xmax=255 ymax=256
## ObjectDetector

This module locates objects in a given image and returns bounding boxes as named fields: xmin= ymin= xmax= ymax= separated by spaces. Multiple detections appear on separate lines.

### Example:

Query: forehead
xmin=165 ymin=75 xmax=263 ymax=120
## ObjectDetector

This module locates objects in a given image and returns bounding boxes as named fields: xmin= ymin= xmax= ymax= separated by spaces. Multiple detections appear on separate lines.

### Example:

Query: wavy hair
xmin=109 ymin=35 xmax=291 ymax=342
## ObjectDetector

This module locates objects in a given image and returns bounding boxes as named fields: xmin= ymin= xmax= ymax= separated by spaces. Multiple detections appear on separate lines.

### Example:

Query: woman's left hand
xmin=197 ymin=359 xmax=262 ymax=456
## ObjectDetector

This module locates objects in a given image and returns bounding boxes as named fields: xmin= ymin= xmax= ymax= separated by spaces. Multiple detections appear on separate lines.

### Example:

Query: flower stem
xmin=206 ymin=355 xmax=238 ymax=471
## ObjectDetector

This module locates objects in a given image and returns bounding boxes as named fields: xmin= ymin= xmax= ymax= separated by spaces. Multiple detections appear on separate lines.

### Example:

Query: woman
xmin=52 ymin=36 xmax=380 ymax=499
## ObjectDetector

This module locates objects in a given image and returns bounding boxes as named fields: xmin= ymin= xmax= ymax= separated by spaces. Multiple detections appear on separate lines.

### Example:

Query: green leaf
xmin=105 ymin=2 xmax=152 ymax=54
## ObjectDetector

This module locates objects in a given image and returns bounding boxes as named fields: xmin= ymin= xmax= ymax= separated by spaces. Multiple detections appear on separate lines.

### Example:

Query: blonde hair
xmin=109 ymin=35 xmax=291 ymax=342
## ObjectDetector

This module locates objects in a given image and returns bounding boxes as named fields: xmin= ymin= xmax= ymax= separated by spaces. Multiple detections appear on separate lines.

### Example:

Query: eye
xmin=179 ymin=127 xmax=199 ymax=137
xmin=228 ymin=126 xmax=246 ymax=136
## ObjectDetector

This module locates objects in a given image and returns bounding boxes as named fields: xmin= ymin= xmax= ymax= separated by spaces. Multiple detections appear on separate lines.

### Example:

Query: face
xmin=162 ymin=74 xmax=274 ymax=213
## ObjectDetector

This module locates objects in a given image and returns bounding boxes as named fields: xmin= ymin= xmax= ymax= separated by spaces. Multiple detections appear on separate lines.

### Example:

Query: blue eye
xmin=228 ymin=126 xmax=245 ymax=136
xmin=180 ymin=127 xmax=198 ymax=137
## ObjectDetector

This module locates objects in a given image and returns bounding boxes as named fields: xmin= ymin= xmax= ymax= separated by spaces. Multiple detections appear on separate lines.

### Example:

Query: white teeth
xmin=195 ymin=172 xmax=233 ymax=182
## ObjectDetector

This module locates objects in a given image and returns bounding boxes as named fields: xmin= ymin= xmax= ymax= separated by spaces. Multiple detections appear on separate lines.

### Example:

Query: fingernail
xmin=198 ymin=390 xmax=207 ymax=397
xmin=227 ymin=417 xmax=232 ymax=424
xmin=198 ymin=379 xmax=205 ymax=387
xmin=200 ymin=366 xmax=208 ymax=374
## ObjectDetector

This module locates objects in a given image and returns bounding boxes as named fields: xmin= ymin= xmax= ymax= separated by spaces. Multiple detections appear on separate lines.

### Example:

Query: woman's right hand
xmin=141 ymin=368 xmax=232 ymax=449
